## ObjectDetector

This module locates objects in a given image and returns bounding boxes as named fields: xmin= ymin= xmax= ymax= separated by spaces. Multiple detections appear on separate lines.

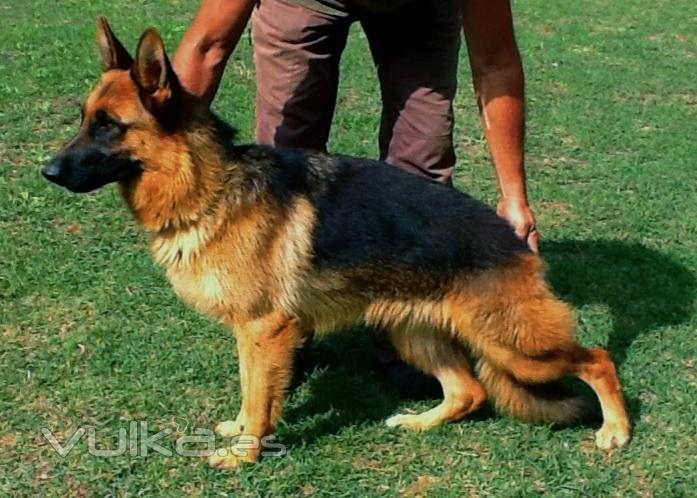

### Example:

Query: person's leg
xmin=252 ymin=0 xmax=353 ymax=149
xmin=361 ymin=0 xmax=462 ymax=393
xmin=361 ymin=0 xmax=462 ymax=185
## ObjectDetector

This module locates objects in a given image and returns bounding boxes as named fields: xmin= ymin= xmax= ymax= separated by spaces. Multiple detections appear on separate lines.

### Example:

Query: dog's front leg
xmin=209 ymin=312 xmax=301 ymax=469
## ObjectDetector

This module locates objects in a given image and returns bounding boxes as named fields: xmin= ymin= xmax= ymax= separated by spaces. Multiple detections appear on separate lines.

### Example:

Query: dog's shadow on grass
xmin=281 ymin=330 xmax=411 ymax=446
xmin=283 ymin=239 xmax=696 ymax=444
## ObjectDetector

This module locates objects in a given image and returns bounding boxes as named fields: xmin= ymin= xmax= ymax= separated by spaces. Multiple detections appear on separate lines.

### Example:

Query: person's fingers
xmin=496 ymin=199 xmax=539 ymax=253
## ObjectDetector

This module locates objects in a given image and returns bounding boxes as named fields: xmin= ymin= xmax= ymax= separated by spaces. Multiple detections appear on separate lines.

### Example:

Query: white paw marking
xmin=595 ymin=422 xmax=631 ymax=450
xmin=215 ymin=420 xmax=244 ymax=438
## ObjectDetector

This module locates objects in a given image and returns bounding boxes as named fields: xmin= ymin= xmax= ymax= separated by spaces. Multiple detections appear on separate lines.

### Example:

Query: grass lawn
xmin=2 ymin=0 xmax=697 ymax=496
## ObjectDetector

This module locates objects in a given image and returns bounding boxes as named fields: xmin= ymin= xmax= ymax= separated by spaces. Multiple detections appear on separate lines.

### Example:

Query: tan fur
xmin=74 ymin=45 xmax=631 ymax=467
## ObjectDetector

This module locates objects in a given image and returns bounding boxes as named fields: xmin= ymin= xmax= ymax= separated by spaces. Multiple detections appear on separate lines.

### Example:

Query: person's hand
xmin=497 ymin=197 xmax=539 ymax=253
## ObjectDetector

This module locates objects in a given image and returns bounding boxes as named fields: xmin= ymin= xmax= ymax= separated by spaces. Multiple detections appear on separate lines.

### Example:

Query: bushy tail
xmin=447 ymin=254 xmax=594 ymax=424
xmin=476 ymin=358 xmax=589 ymax=425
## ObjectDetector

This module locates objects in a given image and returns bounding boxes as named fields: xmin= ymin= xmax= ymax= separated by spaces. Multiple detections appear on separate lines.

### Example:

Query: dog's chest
xmin=150 ymin=225 xmax=231 ymax=316
xmin=166 ymin=263 xmax=228 ymax=316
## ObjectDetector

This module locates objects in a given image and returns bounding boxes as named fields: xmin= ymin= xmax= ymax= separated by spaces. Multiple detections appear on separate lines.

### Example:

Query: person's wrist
xmin=499 ymin=194 xmax=529 ymax=207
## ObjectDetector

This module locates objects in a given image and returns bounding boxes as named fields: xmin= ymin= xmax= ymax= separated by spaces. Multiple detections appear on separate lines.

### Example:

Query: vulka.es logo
xmin=41 ymin=422 xmax=286 ymax=458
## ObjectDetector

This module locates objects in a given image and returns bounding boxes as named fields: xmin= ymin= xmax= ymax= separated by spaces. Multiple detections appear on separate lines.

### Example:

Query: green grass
xmin=2 ymin=0 xmax=697 ymax=496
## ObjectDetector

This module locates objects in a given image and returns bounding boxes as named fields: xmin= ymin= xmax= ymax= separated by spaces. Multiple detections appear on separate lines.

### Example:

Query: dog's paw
xmin=594 ymin=421 xmax=630 ymax=450
xmin=386 ymin=413 xmax=431 ymax=432
xmin=208 ymin=448 xmax=243 ymax=470
xmin=215 ymin=419 xmax=244 ymax=438
xmin=207 ymin=446 xmax=258 ymax=470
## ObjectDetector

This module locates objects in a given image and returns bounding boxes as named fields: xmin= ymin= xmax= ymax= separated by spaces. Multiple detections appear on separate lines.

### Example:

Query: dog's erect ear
xmin=96 ymin=16 xmax=133 ymax=71
xmin=132 ymin=27 xmax=179 ymax=117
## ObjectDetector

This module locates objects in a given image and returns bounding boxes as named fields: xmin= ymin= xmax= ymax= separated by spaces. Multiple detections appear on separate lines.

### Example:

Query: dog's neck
xmin=119 ymin=112 xmax=232 ymax=233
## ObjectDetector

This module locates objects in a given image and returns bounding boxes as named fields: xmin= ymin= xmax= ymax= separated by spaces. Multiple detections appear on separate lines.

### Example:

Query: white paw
xmin=207 ymin=443 xmax=260 ymax=469
xmin=595 ymin=421 xmax=631 ymax=450
xmin=207 ymin=447 xmax=243 ymax=470
xmin=215 ymin=419 xmax=244 ymax=438
xmin=386 ymin=413 xmax=429 ymax=432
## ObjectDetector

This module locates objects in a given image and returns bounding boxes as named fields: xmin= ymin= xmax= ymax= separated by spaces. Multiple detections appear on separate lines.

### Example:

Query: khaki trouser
xmin=252 ymin=0 xmax=462 ymax=184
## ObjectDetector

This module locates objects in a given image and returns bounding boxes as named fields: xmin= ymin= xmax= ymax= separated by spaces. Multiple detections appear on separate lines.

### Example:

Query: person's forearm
xmin=462 ymin=0 xmax=536 ymax=249
xmin=173 ymin=0 xmax=256 ymax=104
xmin=473 ymin=61 xmax=527 ymax=202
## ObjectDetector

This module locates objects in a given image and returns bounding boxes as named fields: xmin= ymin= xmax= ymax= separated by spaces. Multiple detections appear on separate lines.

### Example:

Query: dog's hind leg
xmin=209 ymin=312 xmax=302 ymax=469
xmin=575 ymin=348 xmax=631 ymax=449
xmin=444 ymin=254 xmax=630 ymax=449
xmin=383 ymin=324 xmax=486 ymax=431
xmin=481 ymin=344 xmax=630 ymax=449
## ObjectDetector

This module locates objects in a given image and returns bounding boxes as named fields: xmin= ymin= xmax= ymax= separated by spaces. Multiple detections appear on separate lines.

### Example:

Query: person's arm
xmin=462 ymin=0 xmax=538 ymax=252
xmin=173 ymin=0 xmax=256 ymax=104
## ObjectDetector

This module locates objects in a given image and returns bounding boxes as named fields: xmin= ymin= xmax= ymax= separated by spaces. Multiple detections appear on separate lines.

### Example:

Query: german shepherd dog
xmin=42 ymin=19 xmax=631 ymax=468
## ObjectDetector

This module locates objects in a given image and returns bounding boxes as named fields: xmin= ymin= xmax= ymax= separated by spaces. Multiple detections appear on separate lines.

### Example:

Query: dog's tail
xmin=447 ymin=254 xmax=591 ymax=425
xmin=476 ymin=358 xmax=589 ymax=425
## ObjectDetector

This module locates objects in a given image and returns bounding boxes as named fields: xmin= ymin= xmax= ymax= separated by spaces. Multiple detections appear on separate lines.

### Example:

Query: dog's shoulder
xmin=227 ymin=144 xmax=339 ymax=200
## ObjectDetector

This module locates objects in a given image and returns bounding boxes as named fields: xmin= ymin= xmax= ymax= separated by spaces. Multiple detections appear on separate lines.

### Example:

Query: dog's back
xmin=230 ymin=143 xmax=528 ymax=285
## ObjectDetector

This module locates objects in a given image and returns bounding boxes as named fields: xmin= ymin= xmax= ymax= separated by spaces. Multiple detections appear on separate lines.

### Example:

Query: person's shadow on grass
xmin=283 ymin=239 xmax=696 ymax=444
xmin=544 ymin=240 xmax=696 ymax=366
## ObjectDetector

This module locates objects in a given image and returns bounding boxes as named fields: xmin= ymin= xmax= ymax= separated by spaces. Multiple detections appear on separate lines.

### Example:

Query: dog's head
xmin=42 ymin=18 xmax=183 ymax=193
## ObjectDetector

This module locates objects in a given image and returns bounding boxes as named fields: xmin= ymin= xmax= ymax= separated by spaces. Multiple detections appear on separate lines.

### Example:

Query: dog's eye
xmin=92 ymin=109 xmax=127 ymax=137
xmin=95 ymin=109 xmax=115 ymax=127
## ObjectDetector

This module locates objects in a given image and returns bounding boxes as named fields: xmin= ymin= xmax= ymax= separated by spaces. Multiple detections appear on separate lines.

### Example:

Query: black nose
xmin=42 ymin=159 xmax=62 ymax=182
